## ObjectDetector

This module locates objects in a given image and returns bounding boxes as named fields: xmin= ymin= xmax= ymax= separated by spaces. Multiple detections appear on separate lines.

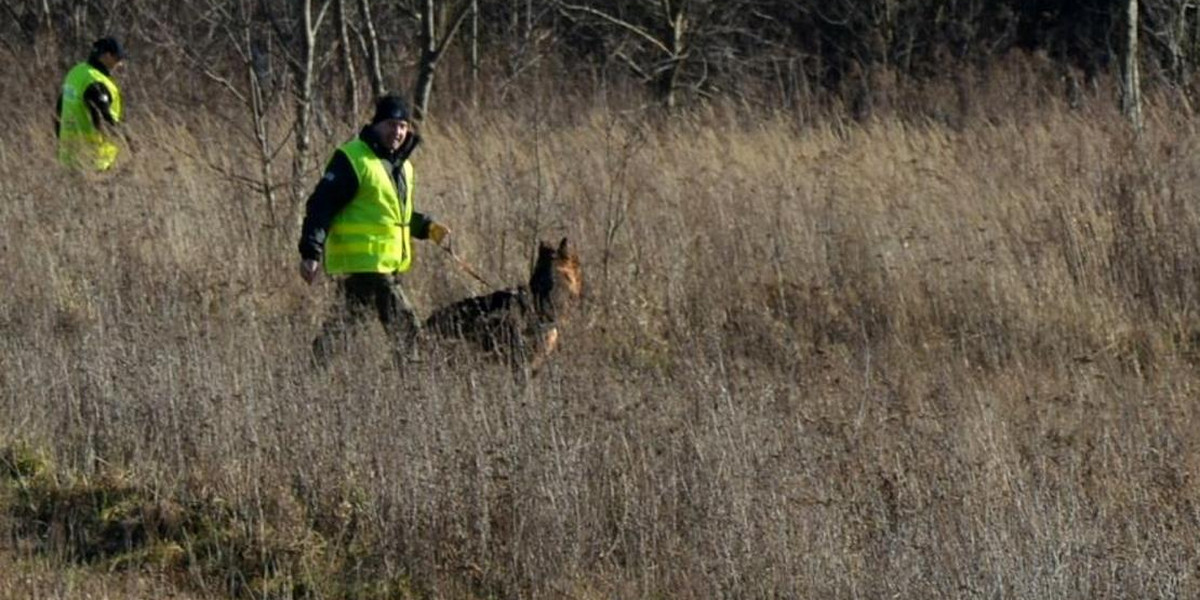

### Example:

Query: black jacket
xmin=54 ymin=57 xmax=119 ymax=138
xmin=298 ymin=126 xmax=432 ymax=262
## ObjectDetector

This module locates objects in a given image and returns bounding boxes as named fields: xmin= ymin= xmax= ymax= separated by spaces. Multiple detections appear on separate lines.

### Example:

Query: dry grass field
xmin=4 ymin=51 xmax=1200 ymax=598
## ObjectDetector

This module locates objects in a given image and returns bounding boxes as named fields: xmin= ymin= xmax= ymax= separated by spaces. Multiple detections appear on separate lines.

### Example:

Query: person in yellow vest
xmin=55 ymin=37 xmax=127 ymax=171
xmin=298 ymin=94 xmax=451 ymax=365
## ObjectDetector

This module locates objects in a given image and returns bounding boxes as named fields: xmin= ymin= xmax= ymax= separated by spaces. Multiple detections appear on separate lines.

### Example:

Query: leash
xmin=440 ymin=242 xmax=498 ymax=289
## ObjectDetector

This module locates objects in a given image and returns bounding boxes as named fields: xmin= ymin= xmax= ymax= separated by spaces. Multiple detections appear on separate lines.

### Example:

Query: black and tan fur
xmin=423 ymin=238 xmax=582 ymax=373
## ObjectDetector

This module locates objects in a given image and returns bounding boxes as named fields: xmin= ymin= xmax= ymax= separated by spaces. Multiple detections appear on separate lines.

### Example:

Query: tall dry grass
xmin=4 ymin=52 xmax=1200 ymax=598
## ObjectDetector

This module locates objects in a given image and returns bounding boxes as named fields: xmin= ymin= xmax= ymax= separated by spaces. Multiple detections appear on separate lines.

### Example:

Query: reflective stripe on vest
xmin=58 ymin=62 xmax=122 ymax=171
xmin=324 ymin=138 xmax=416 ymax=274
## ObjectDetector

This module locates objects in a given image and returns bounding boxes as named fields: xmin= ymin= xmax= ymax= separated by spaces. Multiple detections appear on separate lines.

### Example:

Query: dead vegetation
xmin=6 ymin=53 xmax=1200 ymax=598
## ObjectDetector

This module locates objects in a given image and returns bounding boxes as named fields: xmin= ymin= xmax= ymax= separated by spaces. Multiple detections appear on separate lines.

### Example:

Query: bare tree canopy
xmin=17 ymin=1 xmax=1200 ymax=141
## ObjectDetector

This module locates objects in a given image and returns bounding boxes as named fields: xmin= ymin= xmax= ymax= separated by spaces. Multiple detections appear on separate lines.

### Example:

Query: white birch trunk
xmin=1121 ymin=0 xmax=1143 ymax=132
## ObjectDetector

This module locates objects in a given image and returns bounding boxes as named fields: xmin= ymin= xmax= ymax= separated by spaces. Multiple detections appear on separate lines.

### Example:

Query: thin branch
xmin=166 ymin=138 xmax=273 ymax=189
xmin=559 ymin=2 xmax=673 ymax=56
xmin=435 ymin=0 xmax=474 ymax=56
xmin=191 ymin=58 xmax=251 ymax=105
xmin=356 ymin=0 xmax=385 ymax=95
xmin=613 ymin=49 xmax=651 ymax=81
xmin=313 ymin=0 xmax=335 ymax=31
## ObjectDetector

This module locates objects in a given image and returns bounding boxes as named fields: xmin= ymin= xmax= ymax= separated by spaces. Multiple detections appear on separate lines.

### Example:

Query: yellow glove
xmin=428 ymin=222 xmax=451 ymax=246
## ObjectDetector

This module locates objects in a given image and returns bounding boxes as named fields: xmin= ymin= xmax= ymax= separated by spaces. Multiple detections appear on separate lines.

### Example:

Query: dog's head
xmin=530 ymin=237 xmax=582 ymax=321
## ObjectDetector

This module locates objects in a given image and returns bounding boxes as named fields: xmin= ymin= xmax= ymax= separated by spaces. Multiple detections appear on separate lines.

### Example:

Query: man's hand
xmin=428 ymin=222 xmax=451 ymax=247
xmin=299 ymin=259 xmax=321 ymax=284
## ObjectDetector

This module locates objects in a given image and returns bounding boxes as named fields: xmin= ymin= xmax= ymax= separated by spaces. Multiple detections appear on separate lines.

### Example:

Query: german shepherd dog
xmin=423 ymin=238 xmax=582 ymax=374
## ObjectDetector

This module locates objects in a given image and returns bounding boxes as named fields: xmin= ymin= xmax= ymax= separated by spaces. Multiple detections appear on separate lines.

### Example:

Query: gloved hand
xmin=428 ymin=222 xmax=451 ymax=247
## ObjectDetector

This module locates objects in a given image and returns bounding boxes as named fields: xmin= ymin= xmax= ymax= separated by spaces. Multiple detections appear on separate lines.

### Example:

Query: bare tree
xmin=412 ymin=0 xmax=473 ymax=120
xmin=335 ymin=0 xmax=360 ymax=122
xmin=288 ymin=0 xmax=335 ymax=184
xmin=146 ymin=0 xmax=291 ymax=225
xmin=1142 ymin=0 xmax=1196 ymax=110
xmin=1122 ymin=0 xmax=1144 ymax=131
xmin=560 ymin=0 xmax=690 ymax=108
xmin=22 ymin=0 xmax=1200 ymax=131
xmin=492 ymin=0 xmax=559 ymax=101
xmin=356 ymin=0 xmax=385 ymax=98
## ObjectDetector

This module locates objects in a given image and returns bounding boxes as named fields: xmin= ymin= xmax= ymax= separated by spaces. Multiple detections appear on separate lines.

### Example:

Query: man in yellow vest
xmin=55 ymin=37 xmax=127 ymax=171
xmin=298 ymin=94 xmax=451 ymax=365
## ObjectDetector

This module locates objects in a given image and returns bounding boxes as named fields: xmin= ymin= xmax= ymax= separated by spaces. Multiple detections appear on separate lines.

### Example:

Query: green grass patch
xmin=0 ymin=443 xmax=432 ymax=599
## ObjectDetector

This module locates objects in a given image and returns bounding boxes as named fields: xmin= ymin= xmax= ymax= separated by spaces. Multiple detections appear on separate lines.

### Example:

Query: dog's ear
xmin=557 ymin=237 xmax=572 ymax=257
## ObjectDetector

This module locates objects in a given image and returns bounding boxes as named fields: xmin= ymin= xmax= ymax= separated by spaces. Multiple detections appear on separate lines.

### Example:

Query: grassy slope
xmin=3 ymin=51 xmax=1200 ymax=597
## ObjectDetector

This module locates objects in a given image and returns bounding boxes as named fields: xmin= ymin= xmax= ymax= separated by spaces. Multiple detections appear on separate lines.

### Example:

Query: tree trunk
xmin=412 ymin=0 xmax=472 ymax=121
xmin=357 ymin=0 xmax=384 ymax=97
xmin=657 ymin=1 xmax=687 ymax=109
xmin=294 ymin=0 xmax=315 ymax=178
xmin=292 ymin=0 xmax=331 ymax=189
xmin=335 ymin=0 xmax=359 ymax=122
xmin=245 ymin=14 xmax=277 ymax=225
xmin=413 ymin=0 xmax=438 ymax=120
xmin=1121 ymin=0 xmax=1143 ymax=132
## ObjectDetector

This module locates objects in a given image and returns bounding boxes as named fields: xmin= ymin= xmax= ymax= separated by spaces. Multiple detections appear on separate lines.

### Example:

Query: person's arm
xmin=298 ymin=150 xmax=359 ymax=262
xmin=410 ymin=211 xmax=451 ymax=246
xmin=82 ymin=82 xmax=119 ymax=133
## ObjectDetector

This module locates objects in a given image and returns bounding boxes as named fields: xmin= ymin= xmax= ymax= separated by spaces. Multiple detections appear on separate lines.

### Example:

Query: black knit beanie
xmin=371 ymin=95 xmax=410 ymax=124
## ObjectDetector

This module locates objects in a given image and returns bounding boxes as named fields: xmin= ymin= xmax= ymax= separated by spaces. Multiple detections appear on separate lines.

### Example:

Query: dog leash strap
xmin=441 ymin=244 xmax=497 ymax=289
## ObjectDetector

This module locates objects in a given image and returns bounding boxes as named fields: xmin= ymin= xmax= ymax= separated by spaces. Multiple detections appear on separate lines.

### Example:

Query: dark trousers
xmin=312 ymin=273 xmax=421 ymax=365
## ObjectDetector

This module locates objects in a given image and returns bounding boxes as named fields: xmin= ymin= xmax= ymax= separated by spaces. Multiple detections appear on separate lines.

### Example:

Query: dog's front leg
xmin=528 ymin=325 xmax=560 ymax=376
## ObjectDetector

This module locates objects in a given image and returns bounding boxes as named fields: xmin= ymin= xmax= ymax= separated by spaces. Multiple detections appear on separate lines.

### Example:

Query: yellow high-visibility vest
xmin=58 ymin=62 xmax=122 ymax=171
xmin=324 ymin=138 xmax=416 ymax=274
